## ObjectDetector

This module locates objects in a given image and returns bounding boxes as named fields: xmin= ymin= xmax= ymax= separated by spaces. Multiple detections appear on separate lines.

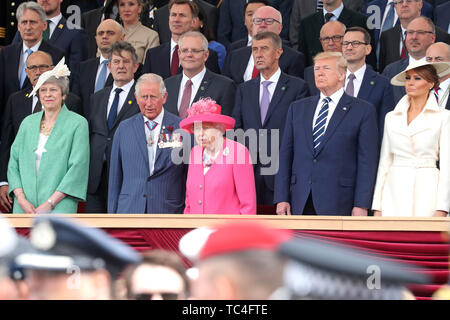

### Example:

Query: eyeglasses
xmin=319 ymin=35 xmax=344 ymax=43
xmin=133 ymin=292 xmax=179 ymax=300
xmin=252 ymin=17 xmax=281 ymax=25
xmin=342 ymin=41 xmax=368 ymax=48
xmin=179 ymin=48 xmax=205 ymax=55
xmin=26 ymin=64 xmax=52 ymax=72
xmin=393 ymin=0 xmax=420 ymax=5
xmin=405 ymin=30 xmax=434 ymax=36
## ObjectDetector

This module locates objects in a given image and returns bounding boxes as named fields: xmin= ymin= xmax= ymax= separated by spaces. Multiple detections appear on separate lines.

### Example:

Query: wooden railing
xmin=4 ymin=214 xmax=450 ymax=231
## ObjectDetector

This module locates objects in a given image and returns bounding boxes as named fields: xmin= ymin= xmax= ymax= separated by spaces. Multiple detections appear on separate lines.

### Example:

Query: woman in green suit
xmin=8 ymin=59 xmax=89 ymax=213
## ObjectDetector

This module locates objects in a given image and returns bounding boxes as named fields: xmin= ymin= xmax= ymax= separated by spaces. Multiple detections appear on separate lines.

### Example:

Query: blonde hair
xmin=313 ymin=51 xmax=347 ymax=73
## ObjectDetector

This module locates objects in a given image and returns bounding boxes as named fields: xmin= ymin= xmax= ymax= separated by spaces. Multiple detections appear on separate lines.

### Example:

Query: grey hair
xmin=178 ymin=31 xmax=209 ymax=52
xmin=16 ymin=1 xmax=47 ymax=23
xmin=135 ymin=73 xmax=167 ymax=98
xmin=107 ymin=41 xmax=139 ymax=65
xmin=40 ymin=76 xmax=70 ymax=97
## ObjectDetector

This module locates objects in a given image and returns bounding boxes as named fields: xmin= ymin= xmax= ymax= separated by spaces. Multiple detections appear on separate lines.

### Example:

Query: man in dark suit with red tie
xmin=223 ymin=5 xmax=305 ymax=84
xmin=0 ymin=51 xmax=81 ymax=212
xmin=142 ymin=0 xmax=219 ymax=79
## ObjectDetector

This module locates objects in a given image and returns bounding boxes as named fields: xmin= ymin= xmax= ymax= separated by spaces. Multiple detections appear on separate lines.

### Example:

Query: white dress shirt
xmin=243 ymin=52 xmax=256 ymax=82
xmin=247 ymin=34 xmax=252 ymax=46
xmin=259 ymin=68 xmax=281 ymax=105
xmin=177 ymin=67 xmax=207 ymax=112
xmin=323 ymin=2 xmax=344 ymax=20
xmin=107 ymin=79 xmax=135 ymax=119
xmin=345 ymin=64 xmax=367 ymax=97
xmin=312 ymin=87 xmax=345 ymax=131
xmin=144 ymin=109 xmax=164 ymax=175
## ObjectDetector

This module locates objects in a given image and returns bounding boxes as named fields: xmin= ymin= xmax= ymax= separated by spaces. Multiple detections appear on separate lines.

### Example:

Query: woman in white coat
xmin=372 ymin=60 xmax=450 ymax=217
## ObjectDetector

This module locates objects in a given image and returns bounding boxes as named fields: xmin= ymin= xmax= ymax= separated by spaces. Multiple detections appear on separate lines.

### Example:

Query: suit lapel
xmin=303 ymin=96 xmax=320 ymax=154
xmin=50 ymin=17 xmax=65 ymax=42
xmin=164 ymin=74 xmax=182 ymax=115
xmin=249 ymin=77 xmax=262 ymax=128
xmin=193 ymin=70 xmax=212 ymax=102
xmin=112 ymin=84 xmax=137 ymax=129
xmin=263 ymin=73 xmax=289 ymax=127
xmin=446 ymin=95 xmax=450 ymax=111
xmin=315 ymin=93 xmax=353 ymax=156
xmin=132 ymin=114 xmax=149 ymax=165
xmin=238 ymin=48 xmax=252 ymax=82
xmin=100 ymin=87 xmax=112 ymax=133
xmin=153 ymin=113 xmax=175 ymax=174
xmin=357 ymin=68 xmax=376 ymax=101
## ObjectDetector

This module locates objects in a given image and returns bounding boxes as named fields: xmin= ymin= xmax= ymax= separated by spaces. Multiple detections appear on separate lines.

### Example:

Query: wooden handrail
xmin=3 ymin=214 xmax=450 ymax=231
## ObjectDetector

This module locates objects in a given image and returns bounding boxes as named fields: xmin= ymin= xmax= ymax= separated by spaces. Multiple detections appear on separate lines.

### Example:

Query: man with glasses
xmin=342 ymin=27 xmax=394 ymax=142
xmin=223 ymin=5 xmax=305 ymax=84
xmin=0 ymin=51 xmax=82 ymax=213
xmin=426 ymin=42 xmax=450 ymax=110
xmin=382 ymin=16 xmax=448 ymax=103
xmin=304 ymin=20 xmax=347 ymax=95
xmin=121 ymin=250 xmax=189 ymax=300
xmin=0 ymin=1 xmax=64 ymax=127
xmin=378 ymin=0 xmax=449 ymax=72
xmin=71 ymin=19 xmax=126 ymax=119
xmin=164 ymin=31 xmax=236 ymax=117
xmin=87 ymin=41 xmax=140 ymax=213
xmin=297 ymin=0 xmax=373 ymax=66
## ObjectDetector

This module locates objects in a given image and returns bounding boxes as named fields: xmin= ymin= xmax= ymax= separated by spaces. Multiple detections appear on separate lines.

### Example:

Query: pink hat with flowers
xmin=180 ymin=98 xmax=235 ymax=134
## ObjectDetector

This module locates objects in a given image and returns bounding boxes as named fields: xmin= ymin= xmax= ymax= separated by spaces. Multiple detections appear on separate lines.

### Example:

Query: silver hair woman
xmin=7 ymin=58 xmax=90 ymax=213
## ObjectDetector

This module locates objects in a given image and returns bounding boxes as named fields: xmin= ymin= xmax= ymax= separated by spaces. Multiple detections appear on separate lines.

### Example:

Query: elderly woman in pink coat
xmin=180 ymin=98 xmax=256 ymax=214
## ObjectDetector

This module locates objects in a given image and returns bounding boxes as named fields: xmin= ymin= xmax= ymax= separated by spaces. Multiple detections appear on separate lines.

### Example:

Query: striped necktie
xmin=313 ymin=97 xmax=331 ymax=152
xmin=146 ymin=120 xmax=158 ymax=175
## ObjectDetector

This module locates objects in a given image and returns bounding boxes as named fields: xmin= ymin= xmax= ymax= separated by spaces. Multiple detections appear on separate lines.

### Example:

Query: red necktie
xmin=400 ymin=31 xmax=408 ymax=59
xmin=179 ymin=80 xmax=192 ymax=119
xmin=171 ymin=45 xmax=179 ymax=76
xmin=252 ymin=66 xmax=259 ymax=79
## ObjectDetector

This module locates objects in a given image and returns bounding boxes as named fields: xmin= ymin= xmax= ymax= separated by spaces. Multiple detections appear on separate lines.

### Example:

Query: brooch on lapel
xmin=128 ymin=100 xmax=132 ymax=104
xmin=370 ymin=81 xmax=375 ymax=85
xmin=281 ymin=86 xmax=286 ymax=91
xmin=158 ymin=125 xmax=182 ymax=148
xmin=58 ymin=24 xmax=63 ymax=29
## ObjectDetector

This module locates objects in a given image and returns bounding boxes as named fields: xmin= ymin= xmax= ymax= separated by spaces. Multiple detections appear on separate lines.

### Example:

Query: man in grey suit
xmin=164 ymin=31 xmax=236 ymax=117
xmin=86 ymin=41 xmax=141 ymax=213
xmin=108 ymin=73 xmax=186 ymax=213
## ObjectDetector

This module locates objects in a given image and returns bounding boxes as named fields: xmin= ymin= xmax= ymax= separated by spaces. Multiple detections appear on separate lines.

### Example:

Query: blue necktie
xmin=377 ymin=2 xmax=395 ymax=62
xmin=313 ymin=97 xmax=331 ymax=152
xmin=95 ymin=60 xmax=109 ymax=92
xmin=20 ymin=48 xmax=33 ymax=88
xmin=108 ymin=88 xmax=122 ymax=130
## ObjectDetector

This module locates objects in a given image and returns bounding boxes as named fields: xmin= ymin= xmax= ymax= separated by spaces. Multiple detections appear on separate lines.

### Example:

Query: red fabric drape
xmin=15 ymin=228 xmax=449 ymax=299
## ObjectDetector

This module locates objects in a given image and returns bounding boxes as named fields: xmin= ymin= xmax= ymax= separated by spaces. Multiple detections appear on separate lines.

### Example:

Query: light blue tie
xmin=313 ymin=97 xmax=331 ymax=153
xmin=20 ymin=48 xmax=33 ymax=88
xmin=146 ymin=120 xmax=158 ymax=175
xmin=95 ymin=60 xmax=108 ymax=92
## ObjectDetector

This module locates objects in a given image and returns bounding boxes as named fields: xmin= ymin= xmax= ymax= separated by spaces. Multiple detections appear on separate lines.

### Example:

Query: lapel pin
xmin=370 ymin=81 xmax=375 ymax=85
xmin=200 ymin=86 xmax=205 ymax=91
xmin=343 ymin=107 xmax=348 ymax=111
xmin=58 ymin=24 xmax=63 ymax=29
xmin=25 ymin=93 xmax=29 ymax=97
xmin=128 ymin=100 xmax=132 ymax=104
xmin=281 ymin=86 xmax=286 ymax=91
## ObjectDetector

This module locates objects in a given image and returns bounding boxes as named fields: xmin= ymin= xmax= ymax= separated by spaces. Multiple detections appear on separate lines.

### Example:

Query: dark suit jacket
xmin=142 ymin=42 xmax=220 ymax=79
xmin=153 ymin=0 xmax=218 ymax=44
xmin=298 ymin=7 xmax=375 ymax=67
xmin=435 ymin=2 xmax=450 ymax=32
xmin=108 ymin=111 xmax=186 ymax=213
xmin=274 ymin=93 xmax=379 ymax=215
xmin=88 ymin=83 xmax=140 ymax=194
xmin=13 ymin=16 xmax=87 ymax=71
xmin=0 ymin=40 xmax=65 ymax=125
xmin=164 ymin=69 xmax=236 ymax=116
xmin=364 ymin=0 xmax=434 ymax=47
xmin=382 ymin=58 xmax=409 ymax=105
xmin=233 ymin=72 xmax=309 ymax=204
xmin=80 ymin=7 xmax=103 ymax=59
xmin=217 ymin=0 xmax=249 ymax=48
xmin=0 ymin=88 xmax=82 ymax=183
xmin=222 ymin=44 xmax=305 ymax=84
xmin=379 ymin=25 xmax=450 ymax=72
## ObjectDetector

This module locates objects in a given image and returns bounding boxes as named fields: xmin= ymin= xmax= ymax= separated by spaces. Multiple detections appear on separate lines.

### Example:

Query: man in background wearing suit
xmin=426 ymin=42 xmax=450 ymax=110
xmin=217 ymin=0 xmax=253 ymax=48
xmin=143 ymin=0 xmax=219 ymax=79
xmin=223 ymin=5 xmax=305 ymax=84
xmin=434 ymin=1 xmax=450 ymax=33
xmin=0 ymin=1 xmax=64 ymax=125
xmin=378 ymin=0 xmax=449 ymax=72
xmin=304 ymin=20 xmax=347 ymax=95
xmin=152 ymin=0 xmax=218 ymax=44
xmin=233 ymin=31 xmax=309 ymax=210
xmin=164 ymin=31 xmax=236 ymax=117
xmin=86 ymin=41 xmax=140 ymax=213
xmin=275 ymin=52 xmax=378 ymax=216
xmin=298 ymin=0 xmax=373 ymax=67
xmin=108 ymin=73 xmax=186 ymax=213
xmin=342 ymin=27 xmax=394 ymax=139
xmin=382 ymin=16 xmax=440 ymax=103
xmin=71 ymin=19 xmax=125 ymax=118
xmin=0 ymin=51 xmax=82 ymax=212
